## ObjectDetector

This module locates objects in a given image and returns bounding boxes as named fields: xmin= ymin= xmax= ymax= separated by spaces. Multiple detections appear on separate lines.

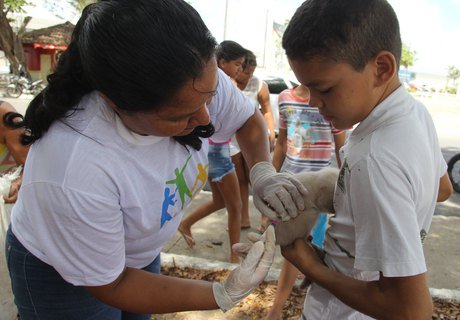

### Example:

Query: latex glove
xmin=212 ymin=225 xmax=276 ymax=312
xmin=232 ymin=229 xmax=271 ymax=255
xmin=250 ymin=161 xmax=308 ymax=221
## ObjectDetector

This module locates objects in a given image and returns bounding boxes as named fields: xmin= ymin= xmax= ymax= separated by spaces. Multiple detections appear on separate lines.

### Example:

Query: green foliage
xmin=400 ymin=43 xmax=416 ymax=69
xmin=3 ymin=0 xmax=32 ymax=13
xmin=447 ymin=65 xmax=460 ymax=81
xmin=446 ymin=87 xmax=457 ymax=95
xmin=446 ymin=65 xmax=460 ymax=90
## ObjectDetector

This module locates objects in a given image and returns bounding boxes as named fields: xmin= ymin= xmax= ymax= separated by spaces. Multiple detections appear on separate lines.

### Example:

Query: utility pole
xmin=223 ymin=0 xmax=229 ymax=40
xmin=262 ymin=9 xmax=268 ymax=68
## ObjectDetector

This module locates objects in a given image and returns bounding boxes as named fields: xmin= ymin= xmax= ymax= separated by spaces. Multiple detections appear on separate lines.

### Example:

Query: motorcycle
xmin=6 ymin=75 xmax=46 ymax=98
xmin=447 ymin=153 xmax=460 ymax=193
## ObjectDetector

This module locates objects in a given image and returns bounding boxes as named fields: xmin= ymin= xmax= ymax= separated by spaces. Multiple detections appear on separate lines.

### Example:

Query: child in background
xmin=234 ymin=50 xmax=276 ymax=230
xmin=0 ymin=100 xmax=29 ymax=320
xmin=235 ymin=51 xmax=275 ymax=150
xmin=266 ymin=84 xmax=345 ymax=319
xmin=280 ymin=0 xmax=453 ymax=318
xmin=179 ymin=40 xmax=248 ymax=263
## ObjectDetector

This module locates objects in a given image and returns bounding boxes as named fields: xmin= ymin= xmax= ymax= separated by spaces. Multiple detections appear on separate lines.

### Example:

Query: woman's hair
xmin=243 ymin=51 xmax=257 ymax=70
xmin=22 ymin=0 xmax=217 ymax=149
xmin=282 ymin=0 xmax=401 ymax=71
xmin=216 ymin=40 xmax=248 ymax=63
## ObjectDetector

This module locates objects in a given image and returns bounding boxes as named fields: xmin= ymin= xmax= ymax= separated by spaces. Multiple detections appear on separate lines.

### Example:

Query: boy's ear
xmin=372 ymin=51 xmax=397 ymax=87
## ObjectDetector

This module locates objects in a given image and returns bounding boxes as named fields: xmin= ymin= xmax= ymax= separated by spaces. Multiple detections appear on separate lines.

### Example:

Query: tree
xmin=447 ymin=65 xmax=460 ymax=85
xmin=400 ymin=43 xmax=416 ymax=83
xmin=446 ymin=65 xmax=460 ymax=88
xmin=400 ymin=43 xmax=416 ymax=69
xmin=1 ymin=0 xmax=94 ymax=76
xmin=0 ymin=0 xmax=32 ymax=74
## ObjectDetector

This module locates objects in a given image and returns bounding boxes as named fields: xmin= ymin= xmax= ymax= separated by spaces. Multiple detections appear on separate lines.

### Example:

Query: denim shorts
xmin=208 ymin=142 xmax=235 ymax=182
xmin=5 ymin=227 xmax=160 ymax=320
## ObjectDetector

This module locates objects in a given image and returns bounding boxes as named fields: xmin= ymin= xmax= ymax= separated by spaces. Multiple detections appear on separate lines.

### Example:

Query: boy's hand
xmin=250 ymin=161 xmax=308 ymax=221
xmin=281 ymin=238 xmax=324 ymax=280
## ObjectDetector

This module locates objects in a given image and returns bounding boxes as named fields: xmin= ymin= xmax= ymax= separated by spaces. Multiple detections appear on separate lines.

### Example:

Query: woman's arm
xmin=235 ymin=109 xmax=271 ymax=168
xmin=86 ymin=268 xmax=218 ymax=314
xmin=257 ymin=82 xmax=275 ymax=150
xmin=237 ymin=110 xmax=308 ymax=221
xmin=86 ymin=225 xmax=276 ymax=314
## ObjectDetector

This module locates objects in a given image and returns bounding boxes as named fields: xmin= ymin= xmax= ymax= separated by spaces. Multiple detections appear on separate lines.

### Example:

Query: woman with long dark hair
xmin=5 ymin=1 xmax=307 ymax=319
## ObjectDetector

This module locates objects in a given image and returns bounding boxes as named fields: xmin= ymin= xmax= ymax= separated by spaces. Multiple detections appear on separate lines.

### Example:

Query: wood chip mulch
xmin=162 ymin=266 xmax=460 ymax=319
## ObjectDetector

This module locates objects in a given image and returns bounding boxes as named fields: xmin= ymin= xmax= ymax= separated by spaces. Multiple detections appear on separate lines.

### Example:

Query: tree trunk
xmin=0 ymin=13 xmax=31 ymax=74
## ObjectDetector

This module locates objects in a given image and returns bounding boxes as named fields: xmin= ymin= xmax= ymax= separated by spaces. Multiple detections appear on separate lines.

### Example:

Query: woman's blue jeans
xmin=5 ymin=227 xmax=160 ymax=320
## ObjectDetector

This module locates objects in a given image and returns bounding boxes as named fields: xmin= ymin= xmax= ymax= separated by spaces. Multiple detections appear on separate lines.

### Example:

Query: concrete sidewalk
xmin=163 ymin=190 xmax=460 ymax=293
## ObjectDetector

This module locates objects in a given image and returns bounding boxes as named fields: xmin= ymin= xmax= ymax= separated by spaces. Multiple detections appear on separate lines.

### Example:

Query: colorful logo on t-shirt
xmin=160 ymin=155 xmax=208 ymax=227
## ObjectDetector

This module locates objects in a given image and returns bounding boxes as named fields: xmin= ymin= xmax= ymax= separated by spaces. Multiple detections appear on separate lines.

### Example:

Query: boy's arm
xmin=332 ymin=131 xmax=346 ymax=169
xmin=282 ymin=240 xmax=433 ymax=320
xmin=437 ymin=172 xmax=453 ymax=202
xmin=272 ymin=128 xmax=287 ymax=172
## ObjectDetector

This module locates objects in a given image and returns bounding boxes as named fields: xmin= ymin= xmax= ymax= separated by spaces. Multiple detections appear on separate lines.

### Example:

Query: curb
xmin=161 ymin=252 xmax=280 ymax=283
xmin=161 ymin=253 xmax=460 ymax=303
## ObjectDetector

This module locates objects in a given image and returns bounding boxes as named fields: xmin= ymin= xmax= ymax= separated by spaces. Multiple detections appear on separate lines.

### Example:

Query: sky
xmin=23 ymin=0 xmax=460 ymax=76
xmin=189 ymin=0 xmax=460 ymax=76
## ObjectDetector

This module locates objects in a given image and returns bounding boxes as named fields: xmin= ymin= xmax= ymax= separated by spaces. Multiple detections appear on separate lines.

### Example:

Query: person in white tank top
xmin=178 ymin=40 xmax=248 ymax=263
xmin=234 ymin=51 xmax=276 ymax=230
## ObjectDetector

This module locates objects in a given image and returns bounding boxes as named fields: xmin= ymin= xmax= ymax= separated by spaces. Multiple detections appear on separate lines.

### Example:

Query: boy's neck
xmin=375 ymin=77 xmax=401 ymax=108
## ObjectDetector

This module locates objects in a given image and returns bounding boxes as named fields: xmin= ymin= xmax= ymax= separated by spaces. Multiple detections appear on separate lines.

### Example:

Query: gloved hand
xmin=250 ymin=161 xmax=308 ymax=221
xmin=212 ymin=225 xmax=276 ymax=312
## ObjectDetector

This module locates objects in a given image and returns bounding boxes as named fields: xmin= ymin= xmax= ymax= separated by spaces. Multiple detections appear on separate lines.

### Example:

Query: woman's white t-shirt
xmin=11 ymin=69 xmax=255 ymax=286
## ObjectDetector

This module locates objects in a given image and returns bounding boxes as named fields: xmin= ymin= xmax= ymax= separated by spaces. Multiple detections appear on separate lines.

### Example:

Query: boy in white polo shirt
xmin=280 ymin=0 xmax=453 ymax=319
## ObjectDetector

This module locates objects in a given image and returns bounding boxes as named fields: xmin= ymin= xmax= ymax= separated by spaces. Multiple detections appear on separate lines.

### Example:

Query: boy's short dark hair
xmin=282 ymin=0 xmax=402 ymax=71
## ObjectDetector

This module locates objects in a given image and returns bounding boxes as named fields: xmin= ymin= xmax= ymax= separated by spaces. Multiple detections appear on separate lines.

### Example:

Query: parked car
xmin=262 ymin=76 xmax=299 ymax=136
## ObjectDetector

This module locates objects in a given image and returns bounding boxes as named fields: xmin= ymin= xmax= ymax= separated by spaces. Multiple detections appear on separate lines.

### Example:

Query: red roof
xmin=22 ymin=21 xmax=74 ymax=49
